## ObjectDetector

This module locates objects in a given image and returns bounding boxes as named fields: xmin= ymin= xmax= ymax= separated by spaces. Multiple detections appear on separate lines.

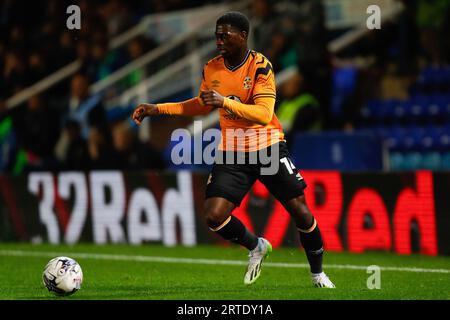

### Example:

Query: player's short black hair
xmin=216 ymin=11 xmax=250 ymax=34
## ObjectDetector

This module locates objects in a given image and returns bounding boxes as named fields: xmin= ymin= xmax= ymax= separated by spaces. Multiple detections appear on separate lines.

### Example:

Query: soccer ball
xmin=42 ymin=256 xmax=83 ymax=296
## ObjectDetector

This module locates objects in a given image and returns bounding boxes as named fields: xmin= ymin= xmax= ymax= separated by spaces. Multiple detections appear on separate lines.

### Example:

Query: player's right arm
xmin=132 ymin=103 xmax=158 ymax=125
xmin=132 ymin=66 xmax=213 ymax=125
xmin=132 ymin=97 xmax=212 ymax=125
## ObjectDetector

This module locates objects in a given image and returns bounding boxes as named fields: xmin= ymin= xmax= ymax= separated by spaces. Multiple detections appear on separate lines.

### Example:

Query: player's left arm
xmin=200 ymin=66 xmax=276 ymax=126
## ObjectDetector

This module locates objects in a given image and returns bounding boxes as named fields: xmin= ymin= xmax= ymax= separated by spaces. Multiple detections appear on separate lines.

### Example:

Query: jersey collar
xmin=224 ymin=50 xmax=250 ymax=72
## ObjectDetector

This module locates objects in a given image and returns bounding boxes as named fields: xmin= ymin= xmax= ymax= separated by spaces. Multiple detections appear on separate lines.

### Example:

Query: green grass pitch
xmin=0 ymin=243 xmax=449 ymax=300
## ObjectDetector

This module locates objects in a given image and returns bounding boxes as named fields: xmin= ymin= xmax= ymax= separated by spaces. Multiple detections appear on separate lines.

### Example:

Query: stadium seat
xmin=403 ymin=152 xmax=423 ymax=170
xmin=385 ymin=126 xmax=406 ymax=152
xmin=331 ymin=66 xmax=358 ymax=118
xmin=412 ymin=65 xmax=450 ymax=95
xmin=372 ymin=126 xmax=390 ymax=140
xmin=384 ymin=99 xmax=406 ymax=125
xmin=402 ymin=126 xmax=424 ymax=152
xmin=427 ymin=94 xmax=450 ymax=123
xmin=389 ymin=152 xmax=404 ymax=170
xmin=406 ymin=95 xmax=426 ymax=123
xmin=437 ymin=127 xmax=450 ymax=152
xmin=441 ymin=95 xmax=450 ymax=122
xmin=422 ymin=152 xmax=442 ymax=170
xmin=361 ymin=99 xmax=386 ymax=126
xmin=384 ymin=126 xmax=423 ymax=153
xmin=441 ymin=152 xmax=450 ymax=169
xmin=420 ymin=125 xmax=442 ymax=152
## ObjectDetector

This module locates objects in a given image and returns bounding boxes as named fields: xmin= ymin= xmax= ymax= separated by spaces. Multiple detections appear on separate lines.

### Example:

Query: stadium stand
xmin=1 ymin=0 xmax=449 ymax=173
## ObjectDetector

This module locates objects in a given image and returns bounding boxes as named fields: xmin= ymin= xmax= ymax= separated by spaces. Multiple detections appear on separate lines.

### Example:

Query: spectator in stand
xmin=57 ymin=120 xmax=91 ymax=170
xmin=76 ymin=39 xmax=91 ymax=63
xmin=251 ymin=0 xmax=279 ymax=55
xmin=57 ymin=31 xmax=77 ymax=67
xmin=98 ymin=0 xmax=134 ymax=37
xmin=8 ymin=24 xmax=28 ymax=53
xmin=120 ymin=36 xmax=157 ymax=87
xmin=276 ymin=71 xmax=322 ymax=147
xmin=0 ymin=45 xmax=5 ymax=102
xmin=0 ymin=111 xmax=21 ymax=173
xmin=87 ymin=126 xmax=117 ymax=169
xmin=12 ymin=94 xmax=60 ymax=171
xmin=87 ymin=37 xmax=118 ymax=82
xmin=416 ymin=0 xmax=450 ymax=65
xmin=395 ymin=0 xmax=420 ymax=75
xmin=294 ymin=0 xmax=331 ymax=128
xmin=3 ymin=50 xmax=27 ymax=97
xmin=38 ymin=21 xmax=61 ymax=73
xmin=28 ymin=50 xmax=48 ymax=84
xmin=251 ymin=0 xmax=299 ymax=72
xmin=111 ymin=120 xmax=166 ymax=170
xmin=61 ymin=73 xmax=107 ymax=139
xmin=265 ymin=25 xmax=298 ymax=72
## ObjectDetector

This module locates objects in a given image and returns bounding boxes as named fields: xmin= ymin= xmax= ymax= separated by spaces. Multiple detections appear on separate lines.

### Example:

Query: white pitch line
xmin=0 ymin=250 xmax=449 ymax=274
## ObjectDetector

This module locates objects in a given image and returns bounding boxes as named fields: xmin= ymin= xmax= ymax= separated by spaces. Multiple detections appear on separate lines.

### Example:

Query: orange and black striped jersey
xmin=157 ymin=50 xmax=285 ymax=152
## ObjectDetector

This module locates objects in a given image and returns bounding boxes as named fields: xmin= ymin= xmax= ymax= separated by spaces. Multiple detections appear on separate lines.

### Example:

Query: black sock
xmin=298 ymin=219 xmax=324 ymax=274
xmin=211 ymin=215 xmax=259 ymax=250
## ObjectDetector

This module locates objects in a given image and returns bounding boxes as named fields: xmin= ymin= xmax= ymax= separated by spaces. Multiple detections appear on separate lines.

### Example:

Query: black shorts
xmin=205 ymin=141 xmax=307 ymax=206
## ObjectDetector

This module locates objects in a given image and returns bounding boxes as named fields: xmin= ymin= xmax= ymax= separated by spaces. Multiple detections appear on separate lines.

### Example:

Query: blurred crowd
xmin=260 ymin=0 xmax=450 ymax=133
xmin=0 ymin=0 xmax=213 ymax=100
xmin=1 ymin=72 xmax=166 ymax=173
xmin=0 ymin=0 xmax=164 ymax=173
xmin=0 ymin=0 xmax=211 ymax=173
xmin=1 ymin=0 xmax=450 ymax=174
xmin=250 ymin=0 xmax=328 ymax=139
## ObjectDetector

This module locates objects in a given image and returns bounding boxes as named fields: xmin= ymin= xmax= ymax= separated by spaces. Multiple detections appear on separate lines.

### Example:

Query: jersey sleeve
xmin=157 ymin=65 xmax=213 ymax=116
xmin=222 ymin=58 xmax=276 ymax=126
xmin=198 ymin=67 xmax=209 ymax=93
xmin=252 ymin=58 xmax=276 ymax=100
xmin=157 ymin=97 xmax=210 ymax=116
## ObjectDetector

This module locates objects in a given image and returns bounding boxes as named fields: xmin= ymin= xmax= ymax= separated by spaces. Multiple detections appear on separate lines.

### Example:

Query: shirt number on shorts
xmin=280 ymin=157 xmax=296 ymax=175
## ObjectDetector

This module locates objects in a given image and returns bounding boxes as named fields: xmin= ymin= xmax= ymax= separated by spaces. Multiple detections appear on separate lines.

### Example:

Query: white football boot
xmin=311 ymin=272 xmax=336 ymax=288
xmin=244 ymin=238 xmax=272 ymax=285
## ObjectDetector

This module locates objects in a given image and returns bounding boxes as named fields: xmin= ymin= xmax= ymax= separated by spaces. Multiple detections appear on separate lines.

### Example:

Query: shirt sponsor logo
xmin=243 ymin=76 xmax=252 ymax=89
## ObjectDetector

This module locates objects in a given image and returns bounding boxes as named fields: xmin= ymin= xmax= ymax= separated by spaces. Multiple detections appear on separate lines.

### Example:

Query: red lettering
xmin=262 ymin=201 xmax=291 ymax=248
xmin=235 ymin=181 xmax=293 ymax=248
xmin=393 ymin=171 xmax=437 ymax=255
xmin=233 ymin=193 xmax=255 ymax=234
xmin=301 ymin=171 xmax=344 ymax=251
xmin=347 ymin=188 xmax=391 ymax=253
xmin=252 ymin=180 xmax=270 ymax=198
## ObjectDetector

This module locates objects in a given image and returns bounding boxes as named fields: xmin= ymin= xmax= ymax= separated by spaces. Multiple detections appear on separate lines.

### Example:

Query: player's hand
xmin=200 ymin=90 xmax=224 ymax=108
xmin=132 ymin=103 xmax=158 ymax=125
